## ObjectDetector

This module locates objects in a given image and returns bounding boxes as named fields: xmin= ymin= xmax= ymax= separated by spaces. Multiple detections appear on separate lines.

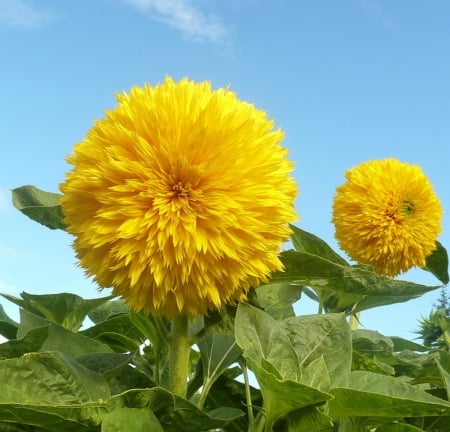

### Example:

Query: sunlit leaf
xmin=290 ymin=224 xmax=348 ymax=266
xmin=101 ymin=407 xmax=163 ymax=432
xmin=12 ymin=185 xmax=66 ymax=230
xmin=329 ymin=370 xmax=450 ymax=417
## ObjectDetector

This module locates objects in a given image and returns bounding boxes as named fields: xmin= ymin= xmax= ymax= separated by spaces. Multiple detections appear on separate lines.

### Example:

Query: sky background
xmin=1 ymin=0 xmax=449 ymax=340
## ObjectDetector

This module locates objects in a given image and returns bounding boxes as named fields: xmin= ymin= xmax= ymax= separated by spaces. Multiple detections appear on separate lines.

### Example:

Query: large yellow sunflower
xmin=60 ymin=77 xmax=297 ymax=317
xmin=332 ymin=158 xmax=442 ymax=276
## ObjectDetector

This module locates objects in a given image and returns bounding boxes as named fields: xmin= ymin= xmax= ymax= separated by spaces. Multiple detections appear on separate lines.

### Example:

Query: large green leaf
xmin=254 ymin=282 xmax=303 ymax=319
xmin=235 ymin=303 xmax=331 ymax=428
xmin=0 ymin=310 xmax=112 ymax=359
xmin=101 ymin=407 xmax=163 ymax=432
xmin=0 ymin=351 xmax=110 ymax=405
xmin=105 ymin=387 xmax=244 ymax=432
xmin=289 ymin=224 xmax=348 ymax=266
xmin=12 ymin=185 xmax=66 ymax=230
xmin=329 ymin=370 xmax=450 ymax=417
xmin=2 ymin=292 xmax=114 ymax=332
xmin=235 ymin=303 xmax=300 ymax=380
xmin=274 ymin=250 xmax=440 ymax=313
xmin=281 ymin=313 xmax=352 ymax=380
xmin=423 ymin=241 xmax=449 ymax=284
xmin=245 ymin=358 xmax=331 ymax=429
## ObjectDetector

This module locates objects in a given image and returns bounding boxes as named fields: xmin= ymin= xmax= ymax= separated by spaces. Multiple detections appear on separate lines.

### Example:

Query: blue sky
xmin=1 ymin=0 xmax=449 ymax=340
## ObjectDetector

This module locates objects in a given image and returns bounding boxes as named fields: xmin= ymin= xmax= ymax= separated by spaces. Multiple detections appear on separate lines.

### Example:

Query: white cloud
xmin=0 ymin=0 xmax=53 ymax=29
xmin=122 ymin=0 xmax=229 ymax=44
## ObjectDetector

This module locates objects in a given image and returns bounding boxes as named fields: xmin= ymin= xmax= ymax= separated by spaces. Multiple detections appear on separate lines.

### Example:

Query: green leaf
xmin=105 ymin=387 xmax=244 ymax=432
xmin=289 ymin=224 xmax=348 ymax=266
xmin=375 ymin=423 xmax=426 ymax=432
xmin=197 ymin=333 xmax=242 ymax=406
xmin=198 ymin=333 xmax=242 ymax=386
xmin=11 ymin=185 xmax=66 ymax=230
xmin=254 ymin=282 xmax=303 ymax=319
xmin=235 ymin=303 xmax=300 ymax=380
xmin=0 ymin=325 xmax=49 ymax=359
xmin=0 ymin=351 xmax=110 ymax=404
xmin=273 ymin=250 xmax=440 ymax=313
xmin=390 ymin=336 xmax=428 ymax=352
xmin=88 ymin=299 xmax=130 ymax=324
xmin=81 ymin=313 xmax=143 ymax=343
xmin=2 ymin=292 xmax=115 ymax=332
xmin=282 ymin=313 xmax=352 ymax=380
xmin=20 ymin=292 xmax=115 ymax=331
xmin=284 ymin=405 xmax=334 ymax=432
xmin=0 ymin=303 xmax=18 ymax=339
xmin=329 ymin=370 xmax=450 ymax=417
xmin=76 ymin=352 xmax=155 ymax=395
xmin=246 ymin=359 xmax=331 ymax=428
xmin=423 ymin=241 xmax=449 ymax=284
xmin=101 ymin=407 xmax=163 ymax=432
xmin=129 ymin=310 xmax=169 ymax=352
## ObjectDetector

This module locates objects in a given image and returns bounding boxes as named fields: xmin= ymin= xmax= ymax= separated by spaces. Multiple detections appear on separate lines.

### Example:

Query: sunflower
xmin=60 ymin=77 xmax=297 ymax=317
xmin=332 ymin=158 xmax=442 ymax=276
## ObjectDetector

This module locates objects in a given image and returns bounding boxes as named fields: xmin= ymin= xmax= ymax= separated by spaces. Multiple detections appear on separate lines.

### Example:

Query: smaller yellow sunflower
xmin=332 ymin=158 xmax=442 ymax=276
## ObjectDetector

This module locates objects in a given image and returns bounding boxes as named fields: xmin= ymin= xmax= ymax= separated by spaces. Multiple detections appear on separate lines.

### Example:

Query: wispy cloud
xmin=122 ymin=0 xmax=229 ymax=44
xmin=0 ymin=0 xmax=54 ymax=30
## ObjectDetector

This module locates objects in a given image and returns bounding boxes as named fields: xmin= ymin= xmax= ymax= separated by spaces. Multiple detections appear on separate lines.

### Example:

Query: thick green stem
xmin=168 ymin=314 xmax=191 ymax=398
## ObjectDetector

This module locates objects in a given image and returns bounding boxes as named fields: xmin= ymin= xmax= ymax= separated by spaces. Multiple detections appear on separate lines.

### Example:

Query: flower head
xmin=332 ymin=158 xmax=442 ymax=276
xmin=60 ymin=77 xmax=297 ymax=317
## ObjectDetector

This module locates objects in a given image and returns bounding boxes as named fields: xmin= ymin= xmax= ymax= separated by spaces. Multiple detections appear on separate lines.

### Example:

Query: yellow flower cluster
xmin=332 ymin=158 xmax=442 ymax=276
xmin=60 ymin=77 xmax=297 ymax=317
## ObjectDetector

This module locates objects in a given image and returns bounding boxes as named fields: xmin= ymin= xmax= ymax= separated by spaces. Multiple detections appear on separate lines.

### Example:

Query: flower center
xmin=172 ymin=181 xmax=192 ymax=197
xmin=402 ymin=200 xmax=414 ymax=215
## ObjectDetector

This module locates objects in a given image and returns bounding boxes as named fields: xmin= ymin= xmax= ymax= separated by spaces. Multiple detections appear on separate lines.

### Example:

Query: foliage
xmin=2 ymin=185 xmax=449 ymax=431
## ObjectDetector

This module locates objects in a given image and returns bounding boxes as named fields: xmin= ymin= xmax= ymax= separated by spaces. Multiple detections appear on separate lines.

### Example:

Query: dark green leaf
xmin=88 ymin=299 xmax=130 ymax=324
xmin=0 ymin=326 xmax=49 ymax=359
xmin=423 ymin=241 xmax=449 ymax=284
xmin=129 ymin=310 xmax=169 ymax=351
xmin=12 ymin=185 xmax=66 ymax=230
xmin=273 ymin=250 xmax=440 ymax=313
xmin=81 ymin=313 xmax=143 ymax=342
xmin=283 ymin=405 xmax=334 ymax=432
xmin=376 ymin=423 xmax=426 ymax=432
xmin=0 ymin=303 xmax=18 ymax=339
xmin=93 ymin=331 xmax=141 ymax=352
xmin=19 ymin=291 xmax=115 ymax=331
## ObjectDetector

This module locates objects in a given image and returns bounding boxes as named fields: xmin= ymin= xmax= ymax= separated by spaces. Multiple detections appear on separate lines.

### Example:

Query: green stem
xmin=168 ymin=314 xmax=191 ymax=398
xmin=197 ymin=379 xmax=212 ymax=409
xmin=240 ymin=360 xmax=254 ymax=427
